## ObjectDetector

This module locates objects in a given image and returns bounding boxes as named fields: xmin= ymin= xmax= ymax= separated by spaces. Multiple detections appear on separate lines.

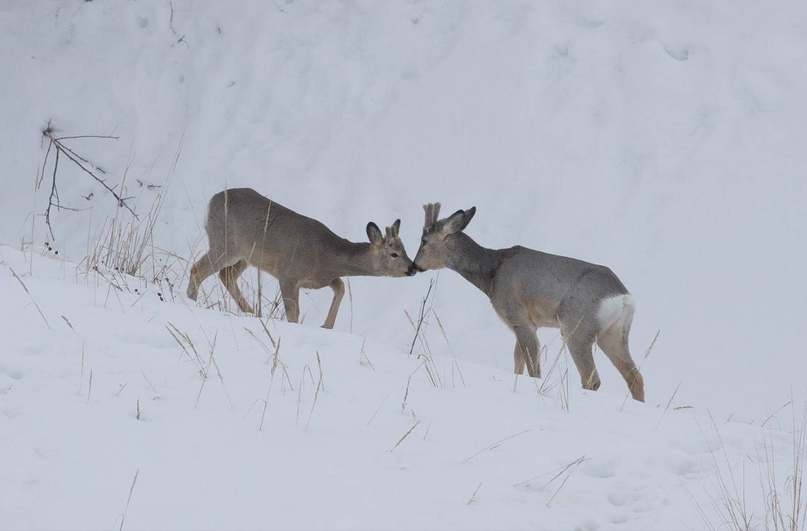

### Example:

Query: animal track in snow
xmin=662 ymin=43 xmax=689 ymax=61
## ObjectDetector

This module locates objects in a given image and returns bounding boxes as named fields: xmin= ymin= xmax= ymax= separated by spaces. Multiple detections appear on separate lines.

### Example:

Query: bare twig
xmin=41 ymin=127 xmax=135 ymax=240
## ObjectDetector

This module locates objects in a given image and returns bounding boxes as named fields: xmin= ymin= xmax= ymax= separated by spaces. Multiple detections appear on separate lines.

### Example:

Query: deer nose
xmin=406 ymin=264 xmax=418 ymax=276
xmin=412 ymin=263 xmax=426 ymax=273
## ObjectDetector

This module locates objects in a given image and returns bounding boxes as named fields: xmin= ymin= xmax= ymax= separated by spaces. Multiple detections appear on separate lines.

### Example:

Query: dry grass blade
xmin=389 ymin=420 xmax=421 ymax=452
xmin=756 ymin=398 xmax=807 ymax=531
xmin=656 ymin=382 xmax=682 ymax=429
xmin=467 ymin=481 xmax=483 ymax=505
xmin=77 ymin=342 xmax=85 ymax=396
xmin=545 ymin=455 xmax=587 ymax=507
xmin=166 ymin=322 xmax=204 ymax=373
xmin=358 ymin=336 xmax=375 ymax=371
xmin=87 ymin=370 xmax=94 ymax=404
xmin=117 ymin=468 xmax=140 ymax=531
xmin=514 ymin=455 xmax=589 ymax=508
xmin=315 ymin=350 xmax=326 ymax=392
xmin=258 ymin=317 xmax=278 ymax=349
xmin=305 ymin=352 xmax=325 ymax=431
xmin=208 ymin=335 xmax=233 ymax=409
xmin=61 ymin=314 xmax=75 ymax=331
xmin=193 ymin=332 xmax=232 ymax=409
xmin=434 ymin=310 xmax=465 ymax=388
xmin=401 ymin=375 xmax=412 ymax=413
xmin=693 ymin=415 xmax=754 ymax=531
xmin=141 ymin=372 xmax=159 ymax=400
xmin=257 ymin=336 xmax=291 ymax=431
xmin=10 ymin=268 xmax=51 ymax=329
xmin=462 ymin=429 xmax=532 ymax=464
xmin=762 ymin=400 xmax=794 ymax=429
xmin=367 ymin=394 xmax=390 ymax=427
xmin=408 ymin=279 xmax=434 ymax=357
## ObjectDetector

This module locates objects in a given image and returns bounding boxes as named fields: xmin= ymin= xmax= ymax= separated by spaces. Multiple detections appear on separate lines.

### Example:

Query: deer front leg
xmin=322 ymin=278 xmax=345 ymax=329
xmin=279 ymin=280 xmax=301 ymax=324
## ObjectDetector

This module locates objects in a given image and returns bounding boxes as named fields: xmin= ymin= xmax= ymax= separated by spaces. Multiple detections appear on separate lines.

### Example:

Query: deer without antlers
xmin=413 ymin=203 xmax=644 ymax=402
xmin=187 ymin=188 xmax=417 ymax=328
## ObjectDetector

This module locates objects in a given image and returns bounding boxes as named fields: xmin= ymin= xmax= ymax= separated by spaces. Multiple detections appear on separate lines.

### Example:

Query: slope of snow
xmin=0 ymin=245 xmax=793 ymax=530
xmin=2 ymin=1 xmax=807 ymax=528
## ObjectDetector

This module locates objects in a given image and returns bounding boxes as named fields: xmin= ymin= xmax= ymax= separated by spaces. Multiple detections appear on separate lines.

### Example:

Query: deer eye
xmin=391 ymin=252 xmax=399 ymax=258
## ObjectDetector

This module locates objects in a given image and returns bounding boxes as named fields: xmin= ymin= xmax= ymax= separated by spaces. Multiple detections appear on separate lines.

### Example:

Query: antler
xmin=385 ymin=226 xmax=394 ymax=239
xmin=423 ymin=202 xmax=442 ymax=227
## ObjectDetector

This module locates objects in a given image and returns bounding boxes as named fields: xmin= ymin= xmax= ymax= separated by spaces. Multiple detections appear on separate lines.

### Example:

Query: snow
xmin=2 ymin=1 xmax=807 ymax=529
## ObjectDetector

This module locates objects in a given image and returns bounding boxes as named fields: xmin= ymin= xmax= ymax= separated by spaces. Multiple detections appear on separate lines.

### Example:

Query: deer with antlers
xmin=413 ymin=203 xmax=644 ymax=401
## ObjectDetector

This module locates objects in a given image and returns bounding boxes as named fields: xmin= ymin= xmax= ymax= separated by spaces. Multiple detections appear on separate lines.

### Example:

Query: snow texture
xmin=2 ymin=1 xmax=807 ymax=529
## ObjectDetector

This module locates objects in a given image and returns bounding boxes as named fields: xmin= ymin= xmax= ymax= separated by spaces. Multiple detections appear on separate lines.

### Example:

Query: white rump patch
xmin=596 ymin=294 xmax=636 ymax=332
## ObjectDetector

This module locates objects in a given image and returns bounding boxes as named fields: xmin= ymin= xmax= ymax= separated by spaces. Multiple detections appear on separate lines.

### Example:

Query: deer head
xmin=413 ymin=202 xmax=477 ymax=271
xmin=366 ymin=219 xmax=417 ymax=277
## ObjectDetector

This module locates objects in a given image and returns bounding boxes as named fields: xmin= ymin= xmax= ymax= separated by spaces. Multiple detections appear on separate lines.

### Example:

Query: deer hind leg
xmin=322 ymin=278 xmax=345 ymax=330
xmin=218 ymin=259 xmax=255 ymax=314
xmin=279 ymin=279 xmax=301 ymax=324
xmin=562 ymin=323 xmax=601 ymax=391
xmin=512 ymin=324 xmax=540 ymax=378
xmin=597 ymin=326 xmax=645 ymax=402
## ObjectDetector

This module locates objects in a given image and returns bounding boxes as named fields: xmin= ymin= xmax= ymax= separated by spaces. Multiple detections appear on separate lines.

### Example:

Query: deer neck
xmin=445 ymin=232 xmax=501 ymax=297
xmin=326 ymin=240 xmax=378 ymax=278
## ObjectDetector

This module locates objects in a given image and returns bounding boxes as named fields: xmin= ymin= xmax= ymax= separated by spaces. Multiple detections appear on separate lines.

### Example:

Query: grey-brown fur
xmin=414 ymin=203 xmax=644 ymax=401
xmin=187 ymin=188 xmax=416 ymax=329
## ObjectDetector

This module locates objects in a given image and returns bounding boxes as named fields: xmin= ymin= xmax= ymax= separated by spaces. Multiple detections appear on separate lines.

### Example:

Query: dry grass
xmin=758 ymin=403 xmax=807 ymax=531
xmin=404 ymin=278 xmax=443 ymax=388
xmin=466 ymin=481 xmax=483 ymax=505
xmin=116 ymin=469 xmax=140 ymax=531
xmin=84 ymin=196 xmax=164 ymax=278
xmin=692 ymin=403 xmax=807 ymax=531
xmin=389 ymin=420 xmax=421 ymax=452
xmin=10 ymin=267 xmax=51 ymax=329
xmin=366 ymin=394 xmax=390 ymax=427
xmin=514 ymin=455 xmax=589 ymax=508
xmin=535 ymin=338 xmax=572 ymax=412
xmin=461 ymin=429 xmax=532 ymax=464
xmin=304 ymin=351 xmax=325 ymax=431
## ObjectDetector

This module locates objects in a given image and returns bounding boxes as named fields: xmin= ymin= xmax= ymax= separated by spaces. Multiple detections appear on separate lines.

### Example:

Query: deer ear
xmin=391 ymin=219 xmax=401 ymax=237
xmin=460 ymin=207 xmax=476 ymax=230
xmin=442 ymin=209 xmax=468 ymax=235
xmin=367 ymin=222 xmax=384 ymax=245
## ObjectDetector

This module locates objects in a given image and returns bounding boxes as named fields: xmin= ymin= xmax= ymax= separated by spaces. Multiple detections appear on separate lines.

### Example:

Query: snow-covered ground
xmin=2 ymin=1 xmax=807 ymax=529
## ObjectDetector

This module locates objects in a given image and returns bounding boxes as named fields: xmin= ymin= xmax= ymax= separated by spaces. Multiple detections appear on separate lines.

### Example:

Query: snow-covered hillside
xmin=2 ymin=1 xmax=807 ymax=529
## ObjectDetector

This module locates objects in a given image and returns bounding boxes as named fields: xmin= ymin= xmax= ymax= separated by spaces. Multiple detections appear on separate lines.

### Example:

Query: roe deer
xmin=187 ymin=188 xmax=417 ymax=329
xmin=413 ymin=203 xmax=644 ymax=402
